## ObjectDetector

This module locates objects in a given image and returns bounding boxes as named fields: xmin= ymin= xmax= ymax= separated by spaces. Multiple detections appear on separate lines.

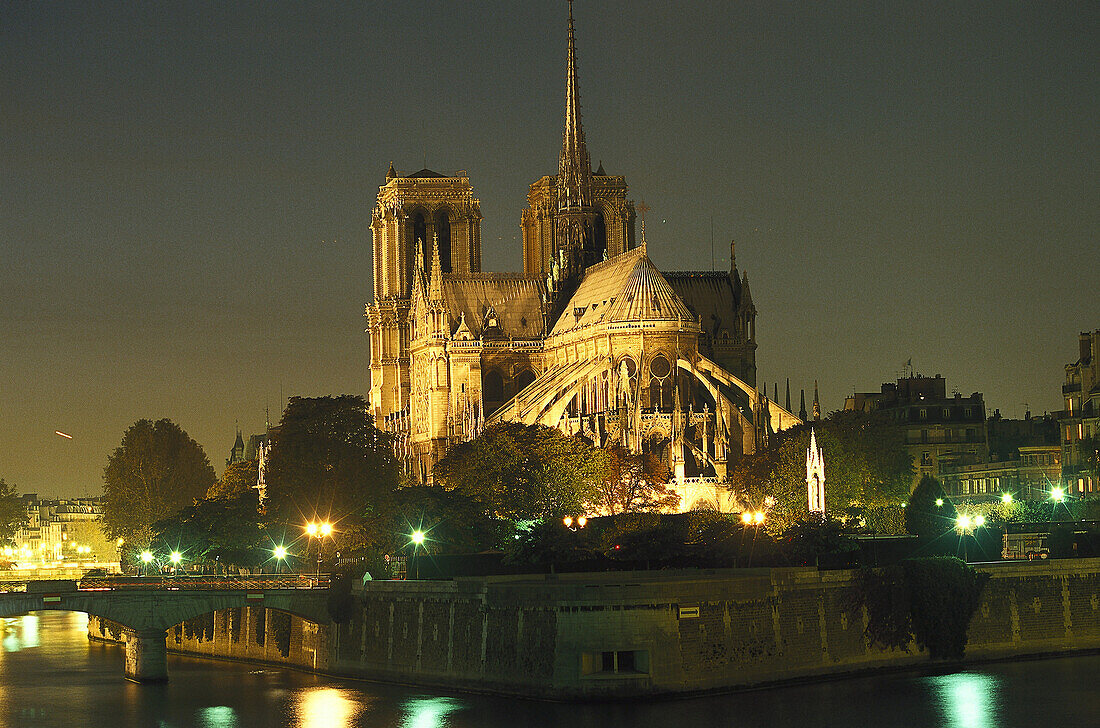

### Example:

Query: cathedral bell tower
xmin=521 ymin=2 xmax=636 ymax=288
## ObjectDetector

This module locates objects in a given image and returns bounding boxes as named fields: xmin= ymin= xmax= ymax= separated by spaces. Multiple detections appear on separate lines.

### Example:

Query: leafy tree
xmin=0 ymin=479 xmax=27 ymax=545
xmin=434 ymin=422 xmax=609 ymax=521
xmin=151 ymin=489 xmax=266 ymax=571
xmin=207 ymin=459 xmax=258 ymax=500
xmin=264 ymin=396 xmax=400 ymax=549
xmin=730 ymin=410 xmax=912 ymax=533
xmin=102 ymin=418 xmax=216 ymax=548
xmin=780 ymin=512 xmax=855 ymax=566
xmin=597 ymin=445 xmax=679 ymax=514
xmin=905 ymin=475 xmax=957 ymax=538
xmin=376 ymin=485 xmax=513 ymax=554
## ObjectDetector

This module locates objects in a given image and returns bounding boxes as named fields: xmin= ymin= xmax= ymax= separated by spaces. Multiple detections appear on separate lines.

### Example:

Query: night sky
xmin=2 ymin=1 xmax=1097 ymax=497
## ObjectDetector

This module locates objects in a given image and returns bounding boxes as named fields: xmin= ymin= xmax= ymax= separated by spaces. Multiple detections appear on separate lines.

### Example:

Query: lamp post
xmin=140 ymin=550 xmax=153 ymax=577
xmin=273 ymin=545 xmax=287 ymax=575
xmin=304 ymin=521 xmax=333 ymax=580
xmin=956 ymin=513 xmax=985 ymax=562
xmin=409 ymin=530 xmax=425 ymax=580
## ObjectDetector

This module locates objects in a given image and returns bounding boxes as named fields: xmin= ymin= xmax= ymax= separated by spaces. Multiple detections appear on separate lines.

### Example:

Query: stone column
xmin=124 ymin=628 xmax=168 ymax=683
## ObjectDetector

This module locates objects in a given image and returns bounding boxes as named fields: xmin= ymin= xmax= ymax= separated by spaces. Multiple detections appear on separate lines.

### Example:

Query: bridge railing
xmin=77 ymin=574 xmax=330 ymax=591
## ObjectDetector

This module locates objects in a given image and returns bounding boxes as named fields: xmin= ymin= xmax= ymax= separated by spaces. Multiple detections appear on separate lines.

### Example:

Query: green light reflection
xmin=197 ymin=705 xmax=239 ymax=728
xmin=402 ymin=696 xmax=462 ymax=728
xmin=929 ymin=672 xmax=999 ymax=728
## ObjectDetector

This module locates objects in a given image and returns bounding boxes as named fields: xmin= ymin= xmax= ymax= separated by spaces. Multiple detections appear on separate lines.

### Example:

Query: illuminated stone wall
xmin=88 ymin=560 xmax=1100 ymax=698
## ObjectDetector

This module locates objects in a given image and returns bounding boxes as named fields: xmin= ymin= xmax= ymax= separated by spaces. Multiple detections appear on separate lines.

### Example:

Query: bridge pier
xmin=124 ymin=628 xmax=168 ymax=683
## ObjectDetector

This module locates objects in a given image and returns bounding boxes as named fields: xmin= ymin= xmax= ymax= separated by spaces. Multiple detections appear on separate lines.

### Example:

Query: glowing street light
xmin=319 ymin=522 xmax=332 ymax=537
xmin=753 ymin=511 xmax=765 ymax=525
xmin=1051 ymin=487 xmax=1065 ymax=503
xmin=305 ymin=522 xmax=318 ymax=536
xmin=141 ymin=551 xmax=153 ymax=563
xmin=410 ymin=530 xmax=426 ymax=546
xmin=741 ymin=512 xmax=753 ymax=525
xmin=1001 ymin=493 xmax=1013 ymax=504
xmin=935 ymin=498 xmax=944 ymax=507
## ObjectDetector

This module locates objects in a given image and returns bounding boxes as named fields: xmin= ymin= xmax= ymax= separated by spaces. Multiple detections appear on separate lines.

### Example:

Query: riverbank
xmin=89 ymin=558 xmax=1100 ymax=699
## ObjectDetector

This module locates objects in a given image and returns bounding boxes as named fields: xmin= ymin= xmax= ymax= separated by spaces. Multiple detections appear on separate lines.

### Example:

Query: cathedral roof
xmin=442 ymin=274 xmax=548 ymax=339
xmin=550 ymin=247 xmax=695 ymax=336
xmin=664 ymin=271 xmax=743 ymax=340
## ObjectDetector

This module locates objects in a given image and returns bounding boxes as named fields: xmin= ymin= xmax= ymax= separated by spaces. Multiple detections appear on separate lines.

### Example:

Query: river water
xmin=0 ymin=611 xmax=1095 ymax=727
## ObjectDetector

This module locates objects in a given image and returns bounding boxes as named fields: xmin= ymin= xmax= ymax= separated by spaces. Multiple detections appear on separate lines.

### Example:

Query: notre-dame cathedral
xmin=365 ymin=5 xmax=800 ymax=510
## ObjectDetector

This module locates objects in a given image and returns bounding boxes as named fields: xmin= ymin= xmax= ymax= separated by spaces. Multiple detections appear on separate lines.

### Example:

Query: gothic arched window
xmin=435 ymin=209 xmax=452 ymax=273
xmin=483 ymin=370 xmax=505 ymax=413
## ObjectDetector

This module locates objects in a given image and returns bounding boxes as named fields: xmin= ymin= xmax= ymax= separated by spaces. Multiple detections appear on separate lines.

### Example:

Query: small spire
xmin=730 ymin=240 xmax=737 ymax=275
xmin=799 ymin=389 xmax=808 ymax=421
xmin=595 ymin=159 xmax=605 ymax=175
xmin=785 ymin=378 xmax=791 ymax=412
xmin=428 ymin=232 xmax=444 ymax=302
xmin=387 ymin=161 xmax=397 ymax=180
xmin=812 ymin=380 xmax=821 ymax=421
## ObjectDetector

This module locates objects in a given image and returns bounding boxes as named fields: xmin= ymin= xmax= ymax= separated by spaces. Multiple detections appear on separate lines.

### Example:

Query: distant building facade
xmin=10 ymin=495 xmax=114 ymax=564
xmin=845 ymin=374 xmax=988 ymax=490
xmin=939 ymin=445 xmax=1062 ymax=501
xmin=1059 ymin=330 xmax=1100 ymax=495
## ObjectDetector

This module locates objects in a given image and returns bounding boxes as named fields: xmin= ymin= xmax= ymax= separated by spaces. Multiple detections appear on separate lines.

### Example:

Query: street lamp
xmin=169 ymin=551 xmax=182 ymax=576
xmin=1051 ymin=487 xmax=1065 ymax=503
xmin=563 ymin=516 xmax=587 ymax=531
xmin=273 ymin=545 xmax=287 ymax=574
xmin=140 ymin=550 xmax=154 ymax=576
xmin=936 ymin=498 xmax=944 ymax=507
xmin=304 ymin=521 xmax=333 ymax=579
xmin=409 ymin=530 xmax=426 ymax=580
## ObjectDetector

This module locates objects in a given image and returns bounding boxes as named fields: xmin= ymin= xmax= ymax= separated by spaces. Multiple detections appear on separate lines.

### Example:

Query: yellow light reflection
xmin=401 ymin=696 xmax=461 ymax=728
xmin=930 ymin=672 xmax=998 ymax=728
xmin=295 ymin=687 xmax=360 ymax=728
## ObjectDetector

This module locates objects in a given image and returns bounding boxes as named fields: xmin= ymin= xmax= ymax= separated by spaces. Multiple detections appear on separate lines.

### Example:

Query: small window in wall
xmin=582 ymin=650 xmax=650 ymax=676
xmin=919 ymin=408 xmax=928 ymax=419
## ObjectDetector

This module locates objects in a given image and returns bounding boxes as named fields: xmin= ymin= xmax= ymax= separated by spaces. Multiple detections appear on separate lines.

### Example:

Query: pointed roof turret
xmin=428 ymin=233 xmax=445 ymax=302
xmin=785 ymin=378 xmax=792 ymax=412
xmin=799 ymin=389 xmax=808 ymax=421
xmin=741 ymin=271 xmax=755 ymax=312
xmin=558 ymin=0 xmax=593 ymax=211
xmin=812 ymin=380 xmax=821 ymax=421
xmin=386 ymin=161 xmax=397 ymax=180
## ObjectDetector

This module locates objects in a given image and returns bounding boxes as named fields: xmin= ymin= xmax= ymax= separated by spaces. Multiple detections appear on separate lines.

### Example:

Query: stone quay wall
xmin=89 ymin=559 xmax=1100 ymax=698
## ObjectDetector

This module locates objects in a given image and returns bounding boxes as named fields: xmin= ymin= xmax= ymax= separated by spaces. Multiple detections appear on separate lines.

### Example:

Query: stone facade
xmin=845 ymin=374 xmax=989 ymax=491
xmin=1060 ymin=330 xmax=1100 ymax=495
xmin=98 ymin=561 xmax=1100 ymax=698
xmin=364 ymin=7 xmax=794 ymax=502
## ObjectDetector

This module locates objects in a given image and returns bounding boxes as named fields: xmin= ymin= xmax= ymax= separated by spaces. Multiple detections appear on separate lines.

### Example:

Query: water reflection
xmin=401 ymin=696 xmax=462 ymax=728
xmin=295 ymin=687 xmax=362 ymax=727
xmin=2 ymin=615 xmax=40 ymax=652
xmin=196 ymin=705 xmax=239 ymax=728
xmin=928 ymin=672 xmax=999 ymax=728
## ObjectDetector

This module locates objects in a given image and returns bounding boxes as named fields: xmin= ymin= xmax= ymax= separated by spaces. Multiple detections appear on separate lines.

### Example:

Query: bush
xmin=851 ymin=556 xmax=989 ymax=660
xmin=780 ymin=513 xmax=855 ymax=567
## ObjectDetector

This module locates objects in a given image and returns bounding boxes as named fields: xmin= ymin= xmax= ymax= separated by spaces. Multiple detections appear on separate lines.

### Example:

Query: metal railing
xmin=76 ymin=574 xmax=330 ymax=591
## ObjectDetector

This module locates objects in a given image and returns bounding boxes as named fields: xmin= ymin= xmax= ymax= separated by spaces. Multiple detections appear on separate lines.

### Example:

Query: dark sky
xmin=2 ymin=1 xmax=1097 ymax=497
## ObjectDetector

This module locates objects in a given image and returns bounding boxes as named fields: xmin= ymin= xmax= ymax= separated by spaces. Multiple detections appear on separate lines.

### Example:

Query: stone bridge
xmin=0 ymin=578 xmax=330 ymax=682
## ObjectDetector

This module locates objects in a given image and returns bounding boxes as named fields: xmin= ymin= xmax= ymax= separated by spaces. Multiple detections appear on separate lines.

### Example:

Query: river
xmin=0 ymin=611 xmax=1095 ymax=727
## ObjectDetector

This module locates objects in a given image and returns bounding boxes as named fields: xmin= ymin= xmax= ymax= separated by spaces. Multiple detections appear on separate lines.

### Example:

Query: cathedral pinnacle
xmin=558 ymin=0 xmax=593 ymax=212
xmin=428 ymin=233 xmax=445 ymax=302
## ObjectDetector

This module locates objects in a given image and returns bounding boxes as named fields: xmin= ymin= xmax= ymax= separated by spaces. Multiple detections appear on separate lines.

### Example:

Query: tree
xmin=152 ymin=489 xmax=266 ymax=571
xmin=377 ymin=485 xmax=512 ymax=555
xmin=905 ymin=475 xmax=957 ymax=538
xmin=102 ymin=419 xmax=216 ymax=547
xmin=434 ymin=422 xmax=609 ymax=521
xmin=264 ymin=396 xmax=401 ymax=548
xmin=207 ymin=459 xmax=258 ymax=500
xmin=597 ymin=445 xmax=680 ymax=514
xmin=780 ymin=512 xmax=855 ymax=566
xmin=0 ymin=479 xmax=27 ymax=545
xmin=730 ymin=410 xmax=913 ymax=533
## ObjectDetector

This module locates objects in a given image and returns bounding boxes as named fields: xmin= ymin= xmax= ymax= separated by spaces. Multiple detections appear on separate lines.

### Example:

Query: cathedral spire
xmin=558 ymin=0 xmax=593 ymax=212
xmin=812 ymin=380 xmax=821 ymax=421
xmin=428 ymin=233 xmax=444 ymax=303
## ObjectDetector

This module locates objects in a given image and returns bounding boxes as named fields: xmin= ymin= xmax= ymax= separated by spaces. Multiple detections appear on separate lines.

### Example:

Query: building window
xmin=965 ymin=407 xmax=972 ymax=417
xmin=943 ymin=408 xmax=951 ymax=418
xmin=919 ymin=409 xmax=928 ymax=419
xmin=921 ymin=452 xmax=932 ymax=467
